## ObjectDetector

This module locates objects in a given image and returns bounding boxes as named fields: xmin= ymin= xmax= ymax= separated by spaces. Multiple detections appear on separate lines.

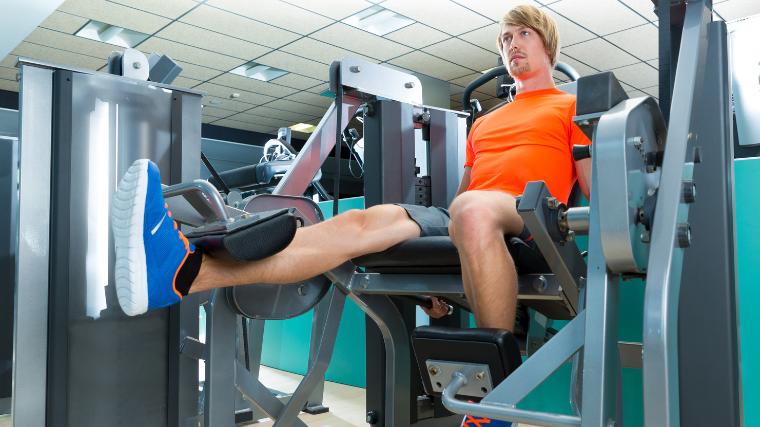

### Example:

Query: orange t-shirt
xmin=464 ymin=87 xmax=591 ymax=204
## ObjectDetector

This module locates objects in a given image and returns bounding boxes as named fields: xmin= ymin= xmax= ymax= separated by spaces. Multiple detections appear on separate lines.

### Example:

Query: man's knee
xmin=448 ymin=198 xmax=500 ymax=244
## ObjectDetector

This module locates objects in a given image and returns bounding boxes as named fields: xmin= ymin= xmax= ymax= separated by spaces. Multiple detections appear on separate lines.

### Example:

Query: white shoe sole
xmin=112 ymin=159 xmax=150 ymax=316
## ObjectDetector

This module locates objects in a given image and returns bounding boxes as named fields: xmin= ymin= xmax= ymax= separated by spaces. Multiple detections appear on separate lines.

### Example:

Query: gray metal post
xmin=428 ymin=108 xmax=467 ymax=207
xmin=643 ymin=2 xmax=710 ymax=426
xmin=580 ymin=135 xmax=621 ymax=426
xmin=204 ymin=290 xmax=237 ymax=427
xmin=678 ymin=19 xmax=742 ymax=427
xmin=0 ymin=136 xmax=18 ymax=414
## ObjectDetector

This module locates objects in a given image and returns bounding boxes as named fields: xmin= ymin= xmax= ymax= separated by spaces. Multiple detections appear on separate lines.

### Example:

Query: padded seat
xmin=353 ymin=235 xmax=550 ymax=275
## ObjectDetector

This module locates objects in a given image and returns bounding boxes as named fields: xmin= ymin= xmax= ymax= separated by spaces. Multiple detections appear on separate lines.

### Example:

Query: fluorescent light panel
xmin=290 ymin=123 xmax=316 ymax=133
xmin=75 ymin=20 xmax=150 ymax=48
xmin=343 ymin=5 xmax=414 ymax=36
xmin=231 ymin=61 xmax=288 ymax=82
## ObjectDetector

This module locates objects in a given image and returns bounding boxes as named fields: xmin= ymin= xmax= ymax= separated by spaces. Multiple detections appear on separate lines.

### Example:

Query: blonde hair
xmin=497 ymin=5 xmax=560 ymax=67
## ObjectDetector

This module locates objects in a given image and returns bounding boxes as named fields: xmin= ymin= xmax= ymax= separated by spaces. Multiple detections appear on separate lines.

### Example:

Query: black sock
xmin=176 ymin=248 xmax=203 ymax=296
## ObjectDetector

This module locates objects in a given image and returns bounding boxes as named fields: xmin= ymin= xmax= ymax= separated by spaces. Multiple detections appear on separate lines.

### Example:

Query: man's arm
xmin=454 ymin=166 xmax=472 ymax=198
xmin=575 ymin=158 xmax=592 ymax=200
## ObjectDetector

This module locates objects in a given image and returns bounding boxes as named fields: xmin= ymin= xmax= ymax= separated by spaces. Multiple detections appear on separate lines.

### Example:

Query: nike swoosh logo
xmin=151 ymin=213 xmax=167 ymax=235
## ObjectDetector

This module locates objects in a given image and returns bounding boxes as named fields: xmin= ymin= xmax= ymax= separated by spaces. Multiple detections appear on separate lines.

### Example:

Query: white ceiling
xmin=1 ymin=0 xmax=758 ymax=137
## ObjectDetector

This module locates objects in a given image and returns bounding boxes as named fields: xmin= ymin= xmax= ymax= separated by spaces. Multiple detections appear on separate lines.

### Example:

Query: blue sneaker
xmin=461 ymin=415 xmax=512 ymax=427
xmin=111 ymin=159 xmax=195 ymax=316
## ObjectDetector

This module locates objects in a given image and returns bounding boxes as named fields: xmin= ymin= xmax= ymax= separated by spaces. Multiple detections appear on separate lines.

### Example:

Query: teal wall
xmin=734 ymin=158 xmax=759 ymax=426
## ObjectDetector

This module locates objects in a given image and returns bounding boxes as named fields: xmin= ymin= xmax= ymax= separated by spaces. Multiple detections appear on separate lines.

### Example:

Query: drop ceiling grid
xmin=5 ymin=0 xmax=756 ymax=133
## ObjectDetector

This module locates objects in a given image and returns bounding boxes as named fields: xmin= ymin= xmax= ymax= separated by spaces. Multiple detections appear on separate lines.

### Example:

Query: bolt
xmin=640 ymin=230 xmax=651 ymax=243
xmin=677 ymin=223 xmax=691 ymax=248
xmin=475 ymin=371 xmax=486 ymax=381
xmin=546 ymin=197 xmax=559 ymax=209
xmin=566 ymin=230 xmax=576 ymax=242
xmin=628 ymin=136 xmax=644 ymax=148
xmin=366 ymin=410 xmax=378 ymax=424
xmin=405 ymin=81 xmax=416 ymax=89
xmin=681 ymin=180 xmax=696 ymax=203
xmin=297 ymin=285 xmax=307 ymax=296
xmin=533 ymin=275 xmax=548 ymax=293
xmin=132 ymin=61 xmax=142 ymax=69
xmin=580 ymin=119 xmax=590 ymax=126
xmin=429 ymin=366 xmax=439 ymax=376
xmin=349 ymin=65 xmax=361 ymax=73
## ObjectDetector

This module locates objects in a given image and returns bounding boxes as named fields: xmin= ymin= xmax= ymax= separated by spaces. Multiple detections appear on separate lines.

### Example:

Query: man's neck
xmin=513 ymin=68 xmax=555 ymax=94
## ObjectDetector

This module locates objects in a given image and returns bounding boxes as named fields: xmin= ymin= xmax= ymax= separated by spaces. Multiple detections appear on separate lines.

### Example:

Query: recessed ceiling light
xmin=343 ymin=5 xmax=414 ymax=36
xmin=75 ymin=20 xmax=150 ymax=48
xmin=290 ymin=123 xmax=317 ymax=133
xmin=230 ymin=61 xmax=288 ymax=82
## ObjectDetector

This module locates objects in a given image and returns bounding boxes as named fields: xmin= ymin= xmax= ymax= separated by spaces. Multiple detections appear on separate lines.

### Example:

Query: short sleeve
xmin=568 ymin=100 xmax=592 ymax=148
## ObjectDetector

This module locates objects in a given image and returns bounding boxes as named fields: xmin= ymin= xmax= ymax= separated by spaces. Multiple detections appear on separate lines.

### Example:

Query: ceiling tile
xmin=202 ymin=95 xmax=257 ymax=112
xmin=137 ymin=37 xmax=245 ymax=71
xmin=282 ymin=0 xmax=373 ymax=20
xmin=201 ymin=105 xmax=236 ymax=118
xmin=266 ymin=98 xmax=328 ymax=116
xmin=480 ymin=97 xmax=505 ymax=111
xmin=619 ymin=0 xmax=658 ymax=22
xmin=195 ymin=82 xmax=276 ymax=105
xmin=13 ymin=42 xmax=105 ymax=70
xmin=270 ymin=73 xmax=325 ymax=91
xmin=284 ymin=91 xmax=333 ymax=108
xmin=25 ymin=27 xmax=117 ymax=60
xmin=557 ymin=53 xmax=599 ymax=78
xmin=0 ymin=80 xmax=19 ymax=92
xmin=305 ymin=83 xmax=331 ymax=94
xmin=226 ymin=112 xmax=292 ymax=128
xmin=39 ymin=11 xmax=88 ymax=33
xmin=541 ymin=7 xmax=596 ymax=46
xmin=625 ymin=89 xmax=647 ymax=98
xmin=384 ymin=23 xmax=450 ymax=49
xmin=380 ymin=0 xmax=492 ymax=35
xmin=389 ymin=51 xmax=472 ymax=81
xmin=423 ymin=37 xmax=499 ymax=72
xmin=181 ymin=5 xmax=300 ymax=49
xmin=206 ymin=0 xmax=333 ymax=34
xmin=173 ymin=60 xmax=223 ymax=81
xmin=449 ymin=73 xmax=495 ymax=97
xmin=255 ymin=51 xmax=330 ymax=80
xmin=457 ymin=23 xmax=499 ymax=54
xmin=451 ymin=99 xmax=463 ymax=109
xmin=449 ymin=83 xmax=465 ymax=95
xmin=246 ymin=105 xmax=316 ymax=123
xmin=0 ymin=55 xmax=18 ymax=68
xmin=609 ymin=61 xmax=658 ymax=88
xmin=561 ymin=38 xmax=638 ymax=70
xmin=647 ymin=58 xmax=658 ymax=69
xmin=642 ymin=86 xmax=659 ymax=99
xmin=210 ymin=73 xmax=299 ymax=98
xmin=58 ymin=0 xmax=171 ymax=34
xmin=212 ymin=118 xmax=276 ymax=134
xmin=108 ymin=0 xmax=198 ymax=19
xmin=714 ymin=0 xmax=760 ymax=21
xmin=450 ymin=0 xmax=540 ymax=21
xmin=0 ymin=67 xmax=18 ymax=81
xmin=155 ymin=22 xmax=271 ymax=61
xmin=604 ymin=23 xmax=658 ymax=60
xmin=201 ymin=115 xmax=218 ymax=124
xmin=311 ymin=23 xmax=413 ymax=62
xmin=171 ymin=76 xmax=202 ymax=89
xmin=549 ymin=0 xmax=647 ymax=36
xmin=281 ymin=38 xmax=378 ymax=65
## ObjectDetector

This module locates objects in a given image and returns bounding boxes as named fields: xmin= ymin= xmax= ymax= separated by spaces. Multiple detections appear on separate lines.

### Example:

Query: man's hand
xmin=421 ymin=296 xmax=453 ymax=319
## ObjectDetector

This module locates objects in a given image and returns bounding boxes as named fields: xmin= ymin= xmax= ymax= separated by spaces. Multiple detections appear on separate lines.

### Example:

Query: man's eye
xmin=521 ymin=30 xmax=530 ymax=36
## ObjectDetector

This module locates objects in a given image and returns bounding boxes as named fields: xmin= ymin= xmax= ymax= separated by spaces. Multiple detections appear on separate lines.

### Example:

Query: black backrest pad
xmin=222 ymin=211 xmax=298 ymax=261
xmin=412 ymin=326 xmax=522 ymax=398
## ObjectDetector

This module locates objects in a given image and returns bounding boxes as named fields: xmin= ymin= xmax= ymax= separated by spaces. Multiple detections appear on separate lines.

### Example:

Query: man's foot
xmin=111 ymin=159 xmax=194 ymax=316
xmin=461 ymin=415 xmax=512 ymax=426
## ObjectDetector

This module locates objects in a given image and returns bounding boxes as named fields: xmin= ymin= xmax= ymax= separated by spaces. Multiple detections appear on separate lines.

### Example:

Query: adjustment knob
xmin=572 ymin=144 xmax=591 ymax=161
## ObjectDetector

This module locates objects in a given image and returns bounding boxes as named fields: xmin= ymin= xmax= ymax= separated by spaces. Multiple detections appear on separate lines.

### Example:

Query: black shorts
xmin=395 ymin=203 xmax=533 ymax=241
xmin=395 ymin=204 xmax=451 ymax=237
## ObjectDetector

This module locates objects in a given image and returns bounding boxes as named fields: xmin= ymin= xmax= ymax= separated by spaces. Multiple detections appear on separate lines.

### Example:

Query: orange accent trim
xmin=170 ymin=230 xmax=194 ymax=299
xmin=462 ymin=415 xmax=492 ymax=426
xmin=167 ymin=210 xmax=173 ymax=217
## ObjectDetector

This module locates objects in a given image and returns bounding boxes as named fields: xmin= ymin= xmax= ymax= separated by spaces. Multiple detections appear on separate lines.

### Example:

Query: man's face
xmin=499 ymin=24 xmax=551 ymax=78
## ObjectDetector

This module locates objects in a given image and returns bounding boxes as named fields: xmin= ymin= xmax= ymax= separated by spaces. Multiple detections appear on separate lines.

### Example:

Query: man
xmin=112 ymin=4 xmax=590 ymax=425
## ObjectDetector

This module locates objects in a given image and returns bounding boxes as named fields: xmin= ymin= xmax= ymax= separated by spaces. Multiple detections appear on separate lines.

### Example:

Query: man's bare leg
xmin=189 ymin=204 xmax=420 ymax=293
xmin=448 ymin=191 xmax=524 ymax=331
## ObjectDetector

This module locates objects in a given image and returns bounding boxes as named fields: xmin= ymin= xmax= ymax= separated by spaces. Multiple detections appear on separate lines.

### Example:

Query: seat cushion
xmin=352 ymin=235 xmax=550 ymax=274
